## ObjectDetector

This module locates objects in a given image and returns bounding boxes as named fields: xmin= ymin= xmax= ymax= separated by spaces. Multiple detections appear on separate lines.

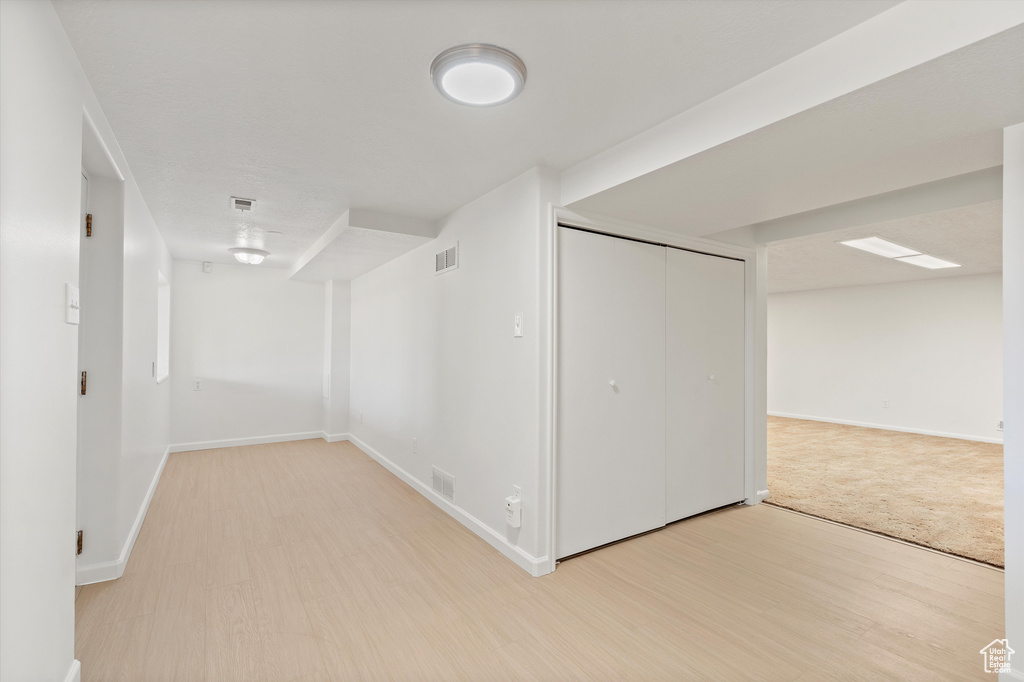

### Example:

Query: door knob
xmin=609 ymin=380 xmax=617 ymax=388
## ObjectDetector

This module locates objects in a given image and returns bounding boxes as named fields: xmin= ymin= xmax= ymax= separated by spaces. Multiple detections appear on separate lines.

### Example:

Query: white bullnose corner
xmin=65 ymin=659 xmax=81 ymax=682
xmin=321 ymin=432 xmax=351 ymax=443
xmin=755 ymin=489 xmax=771 ymax=503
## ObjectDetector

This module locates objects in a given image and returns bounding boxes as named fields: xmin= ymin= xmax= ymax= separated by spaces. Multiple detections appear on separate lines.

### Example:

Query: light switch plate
xmin=202 ymin=262 xmax=212 ymax=273
xmin=65 ymin=284 xmax=80 ymax=325
xmin=514 ymin=313 xmax=523 ymax=338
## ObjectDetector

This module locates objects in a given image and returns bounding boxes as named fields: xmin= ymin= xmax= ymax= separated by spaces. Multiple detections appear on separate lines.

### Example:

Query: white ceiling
xmin=53 ymin=0 xmax=899 ymax=270
xmin=767 ymin=200 xmax=1002 ymax=294
xmin=571 ymin=25 xmax=1024 ymax=237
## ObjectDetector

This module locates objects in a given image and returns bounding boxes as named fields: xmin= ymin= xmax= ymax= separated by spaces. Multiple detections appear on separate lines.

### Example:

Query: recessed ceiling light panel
xmin=895 ymin=254 xmax=961 ymax=269
xmin=230 ymin=247 xmax=268 ymax=265
xmin=839 ymin=236 xmax=921 ymax=259
xmin=430 ymin=44 xmax=526 ymax=107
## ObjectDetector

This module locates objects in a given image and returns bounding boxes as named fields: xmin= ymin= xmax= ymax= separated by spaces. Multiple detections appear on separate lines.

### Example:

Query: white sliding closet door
xmin=665 ymin=248 xmax=745 ymax=522
xmin=556 ymin=228 xmax=667 ymax=559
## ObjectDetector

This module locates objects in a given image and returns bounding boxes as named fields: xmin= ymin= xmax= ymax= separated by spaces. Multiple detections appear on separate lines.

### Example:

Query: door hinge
xmin=80 ymin=371 xmax=87 ymax=396
xmin=77 ymin=530 xmax=83 ymax=556
xmin=86 ymin=213 xmax=92 ymax=237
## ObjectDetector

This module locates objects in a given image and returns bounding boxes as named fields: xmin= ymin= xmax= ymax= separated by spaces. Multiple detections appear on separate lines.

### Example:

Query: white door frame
xmin=544 ymin=205 xmax=759 ymax=571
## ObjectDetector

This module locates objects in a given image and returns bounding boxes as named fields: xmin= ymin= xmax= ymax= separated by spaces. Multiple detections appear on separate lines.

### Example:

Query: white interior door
xmin=556 ymin=227 xmax=666 ymax=559
xmin=665 ymin=248 xmax=745 ymax=522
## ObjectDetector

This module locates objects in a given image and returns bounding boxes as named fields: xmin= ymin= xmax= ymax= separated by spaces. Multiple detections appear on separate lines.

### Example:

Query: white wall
xmin=170 ymin=261 xmax=326 ymax=448
xmin=0 ymin=3 xmax=81 ymax=677
xmin=349 ymin=167 xmax=558 ymax=574
xmin=0 ymin=0 xmax=173 ymax=677
xmin=116 ymin=161 xmax=173 ymax=572
xmin=768 ymin=273 xmax=1003 ymax=442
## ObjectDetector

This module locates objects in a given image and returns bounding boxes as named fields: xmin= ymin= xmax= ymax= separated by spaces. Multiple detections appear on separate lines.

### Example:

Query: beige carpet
xmin=766 ymin=416 xmax=1004 ymax=567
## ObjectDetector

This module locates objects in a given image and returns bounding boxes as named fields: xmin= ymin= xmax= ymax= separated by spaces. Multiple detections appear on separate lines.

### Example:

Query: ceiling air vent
xmin=230 ymin=196 xmax=255 ymax=212
xmin=435 ymin=242 xmax=458 ymax=275
xmin=431 ymin=466 xmax=455 ymax=501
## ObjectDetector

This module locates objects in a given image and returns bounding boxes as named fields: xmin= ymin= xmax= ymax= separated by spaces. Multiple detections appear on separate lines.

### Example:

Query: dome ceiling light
xmin=230 ymin=247 xmax=268 ymax=265
xmin=430 ymin=44 xmax=526 ymax=107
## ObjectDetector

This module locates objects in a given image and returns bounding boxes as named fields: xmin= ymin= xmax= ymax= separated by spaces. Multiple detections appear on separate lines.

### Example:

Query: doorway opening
xmin=78 ymin=115 xmax=126 ymax=584
xmin=764 ymin=179 xmax=1003 ymax=567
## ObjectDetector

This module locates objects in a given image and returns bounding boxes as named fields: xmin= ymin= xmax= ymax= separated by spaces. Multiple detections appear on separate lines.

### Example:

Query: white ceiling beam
xmin=287 ymin=210 xmax=350 ymax=279
xmin=347 ymin=209 xmax=436 ymax=239
xmin=287 ymin=209 xmax=437 ymax=280
xmin=560 ymin=1 xmax=1024 ymax=207
xmin=710 ymin=166 xmax=1003 ymax=247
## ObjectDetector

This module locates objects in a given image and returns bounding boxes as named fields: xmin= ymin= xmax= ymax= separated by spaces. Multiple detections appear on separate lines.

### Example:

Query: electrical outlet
xmin=412 ymin=437 xmax=417 ymax=453
xmin=998 ymin=420 xmax=1004 ymax=431
xmin=512 ymin=485 xmax=521 ymax=500
xmin=882 ymin=399 xmax=889 ymax=409
xmin=505 ymin=495 xmax=522 ymax=528
xmin=193 ymin=379 xmax=202 ymax=391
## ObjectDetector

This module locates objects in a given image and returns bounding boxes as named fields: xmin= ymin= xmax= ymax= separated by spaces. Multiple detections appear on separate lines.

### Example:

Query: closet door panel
xmin=666 ymin=249 xmax=745 ymax=522
xmin=556 ymin=228 xmax=666 ymax=559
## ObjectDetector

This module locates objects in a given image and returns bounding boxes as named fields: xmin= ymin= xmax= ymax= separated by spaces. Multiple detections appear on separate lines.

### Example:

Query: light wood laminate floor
xmin=76 ymin=439 xmax=1004 ymax=681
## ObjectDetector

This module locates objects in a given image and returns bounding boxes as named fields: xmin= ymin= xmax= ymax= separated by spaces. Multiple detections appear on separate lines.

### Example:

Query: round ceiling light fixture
xmin=230 ymin=247 xmax=269 ymax=265
xmin=430 ymin=44 xmax=526 ymax=107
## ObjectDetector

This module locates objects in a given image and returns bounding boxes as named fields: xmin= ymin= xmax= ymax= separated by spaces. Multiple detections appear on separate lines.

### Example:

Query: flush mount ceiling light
xmin=230 ymin=247 xmax=268 ymax=265
xmin=895 ymin=254 xmax=962 ymax=269
xmin=839 ymin=236 xmax=921 ymax=259
xmin=430 ymin=44 xmax=526 ymax=107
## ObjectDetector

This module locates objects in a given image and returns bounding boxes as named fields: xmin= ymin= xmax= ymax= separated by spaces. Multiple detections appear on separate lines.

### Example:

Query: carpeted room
xmin=766 ymin=416 xmax=1003 ymax=566
xmin=764 ymin=196 xmax=1004 ymax=568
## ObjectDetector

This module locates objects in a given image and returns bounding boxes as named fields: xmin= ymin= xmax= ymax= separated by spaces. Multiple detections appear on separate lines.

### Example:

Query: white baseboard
xmin=64 ymin=659 xmax=81 ymax=682
xmin=347 ymin=435 xmax=551 ymax=577
xmin=169 ymin=431 xmax=324 ymax=453
xmin=77 ymin=445 xmax=170 ymax=585
xmin=76 ymin=557 xmax=123 ymax=584
xmin=321 ymin=432 xmax=351 ymax=443
xmin=768 ymin=412 xmax=1003 ymax=444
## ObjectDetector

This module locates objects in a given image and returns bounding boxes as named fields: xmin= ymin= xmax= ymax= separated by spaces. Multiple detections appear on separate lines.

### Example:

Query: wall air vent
xmin=230 ymin=196 xmax=255 ymax=212
xmin=431 ymin=466 xmax=455 ymax=501
xmin=435 ymin=241 xmax=458 ymax=275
